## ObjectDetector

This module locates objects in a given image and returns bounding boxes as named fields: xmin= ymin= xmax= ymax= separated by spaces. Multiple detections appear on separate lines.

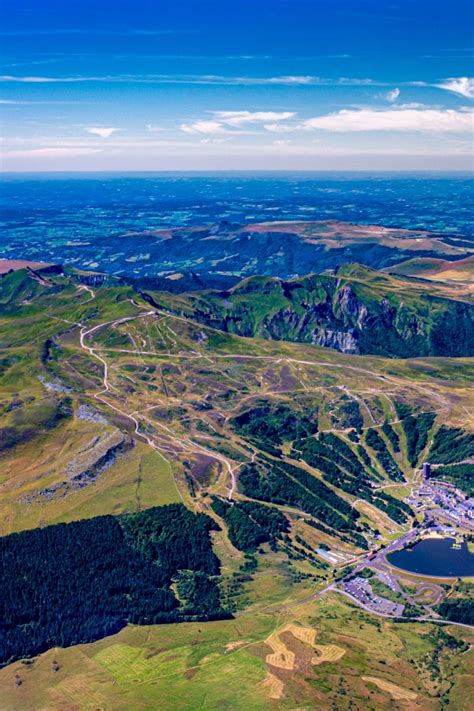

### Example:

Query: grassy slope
xmin=1 ymin=267 xmax=473 ymax=709
xmin=0 ymin=269 xmax=181 ymax=535
xmin=388 ymin=255 xmax=474 ymax=282
xmin=1 ymin=595 xmax=472 ymax=711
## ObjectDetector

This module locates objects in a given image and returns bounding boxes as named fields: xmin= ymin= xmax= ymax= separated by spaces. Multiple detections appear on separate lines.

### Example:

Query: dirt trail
xmin=78 ymin=304 xmax=241 ymax=502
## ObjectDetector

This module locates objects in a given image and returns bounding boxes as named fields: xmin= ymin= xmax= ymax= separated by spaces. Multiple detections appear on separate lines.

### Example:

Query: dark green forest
xmin=429 ymin=426 xmax=474 ymax=465
xmin=293 ymin=433 xmax=411 ymax=525
xmin=211 ymin=497 xmax=289 ymax=552
xmin=0 ymin=504 xmax=226 ymax=667
xmin=437 ymin=599 xmax=474 ymax=625
xmin=431 ymin=463 xmax=474 ymax=496
xmin=400 ymin=411 xmax=435 ymax=467
xmin=381 ymin=419 xmax=400 ymax=453
xmin=237 ymin=458 xmax=370 ymax=549
xmin=232 ymin=401 xmax=316 ymax=452
xmin=365 ymin=428 xmax=404 ymax=481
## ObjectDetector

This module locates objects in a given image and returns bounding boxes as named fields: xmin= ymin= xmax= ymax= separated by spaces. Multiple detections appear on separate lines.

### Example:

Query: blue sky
xmin=1 ymin=0 xmax=473 ymax=170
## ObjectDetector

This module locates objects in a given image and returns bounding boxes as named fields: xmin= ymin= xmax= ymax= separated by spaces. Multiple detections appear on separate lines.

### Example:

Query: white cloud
xmin=213 ymin=110 xmax=295 ymax=126
xmin=272 ymin=139 xmax=292 ymax=146
xmin=263 ymin=123 xmax=296 ymax=133
xmin=0 ymin=73 xmax=382 ymax=87
xmin=386 ymin=88 xmax=400 ymax=102
xmin=302 ymin=108 xmax=474 ymax=132
xmin=3 ymin=147 xmax=101 ymax=158
xmin=396 ymin=102 xmax=430 ymax=109
xmin=86 ymin=127 xmax=120 ymax=138
xmin=435 ymin=77 xmax=474 ymax=99
xmin=145 ymin=124 xmax=163 ymax=132
xmin=266 ymin=75 xmax=314 ymax=85
xmin=0 ymin=75 xmax=60 ymax=83
xmin=180 ymin=120 xmax=233 ymax=135
xmin=181 ymin=110 xmax=296 ymax=135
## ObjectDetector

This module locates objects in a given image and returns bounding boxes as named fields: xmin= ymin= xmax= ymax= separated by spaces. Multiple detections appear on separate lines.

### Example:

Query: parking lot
xmin=344 ymin=577 xmax=405 ymax=617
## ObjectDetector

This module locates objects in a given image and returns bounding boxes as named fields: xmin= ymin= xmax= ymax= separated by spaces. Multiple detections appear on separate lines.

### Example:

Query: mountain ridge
xmin=149 ymin=263 xmax=474 ymax=358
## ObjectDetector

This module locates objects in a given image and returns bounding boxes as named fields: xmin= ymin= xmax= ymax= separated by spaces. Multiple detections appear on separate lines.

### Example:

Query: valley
xmin=2 ymin=217 xmax=473 ymax=281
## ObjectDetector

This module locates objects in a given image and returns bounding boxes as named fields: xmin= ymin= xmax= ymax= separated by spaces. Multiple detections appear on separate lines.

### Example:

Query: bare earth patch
xmin=259 ymin=671 xmax=285 ymax=700
xmin=0 ymin=258 xmax=53 ymax=274
xmin=312 ymin=644 xmax=346 ymax=665
xmin=225 ymin=640 xmax=247 ymax=652
xmin=362 ymin=675 xmax=418 ymax=701
xmin=264 ymin=623 xmax=316 ymax=670
xmin=265 ymin=640 xmax=295 ymax=671
xmin=260 ymin=622 xmax=347 ymax=700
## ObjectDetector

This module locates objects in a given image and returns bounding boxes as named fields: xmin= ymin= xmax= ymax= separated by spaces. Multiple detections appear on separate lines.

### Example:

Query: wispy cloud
xmin=385 ymin=88 xmax=400 ymax=102
xmin=180 ymin=106 xmax=474 ymax=137
xmin=7 ymin=74 xmax=472 ymax=98
xmin=3 ymin=147 xmax=101 ymax=158
xmin=435 ymin=77 xmax=474 ymax=99
xmin=212 ymin=111 xmax=295 ymax=126
xmin=0 ymin=75 xmax=71 ymax=83
xmin=199 ymin=138 xmax=230 ymax=145
xmin=180 ymin=120 xmax=232 ymax=135
xmin=265 ymin=76 xmax=314 ymax=85
xmin=302 ymin=108 xmax=474 ymax=132
xmin=86 ymin=127 xmax=121 ymax=138
xmin=9 ymin=73 xmax=472 ymax=98
xmin=263 ymin=123 xmax=296 ymax=133
xmin=0 ymin=73 xmax=382 ymax=86
xmin=424 ymin=53 xmax=474 ymax=59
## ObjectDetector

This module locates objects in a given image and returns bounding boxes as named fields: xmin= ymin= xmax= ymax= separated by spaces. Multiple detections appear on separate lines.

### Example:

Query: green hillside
xmin=0 ymin=264 xmax=473 ymax=709
xmin=151 ymin=264 xmax=474 ymax=357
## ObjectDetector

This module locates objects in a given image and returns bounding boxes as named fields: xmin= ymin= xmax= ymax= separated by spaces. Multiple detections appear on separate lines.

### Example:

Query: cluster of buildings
xmin=405 ymin=466 xmax=474 ymax=532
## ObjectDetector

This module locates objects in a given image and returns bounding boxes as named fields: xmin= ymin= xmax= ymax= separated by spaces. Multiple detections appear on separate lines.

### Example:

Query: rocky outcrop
xmin=164 ymin=266 xmax=474 ymax=358
xmin=333 ymin=284 xmax=360 ymax=320
xmin=311 ymin=328 xmax=359 ymax=354
xmin=21 ymin=434 xmax=134 ymax=503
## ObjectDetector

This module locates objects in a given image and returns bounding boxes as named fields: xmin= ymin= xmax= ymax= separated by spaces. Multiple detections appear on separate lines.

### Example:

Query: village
xmin=319 ymin=463 xmax=474 ymax=622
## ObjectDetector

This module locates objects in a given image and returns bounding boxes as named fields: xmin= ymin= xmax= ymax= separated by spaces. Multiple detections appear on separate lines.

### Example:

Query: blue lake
xmin=388 ymin=537 xmax=474 ymax=578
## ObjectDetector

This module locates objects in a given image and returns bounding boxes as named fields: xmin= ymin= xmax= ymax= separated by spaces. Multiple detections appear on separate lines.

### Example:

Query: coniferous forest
xmin=0 ymin=504 xmax=227 ymax=666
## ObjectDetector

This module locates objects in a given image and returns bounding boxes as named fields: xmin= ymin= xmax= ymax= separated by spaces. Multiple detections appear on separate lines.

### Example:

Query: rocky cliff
xmin=165 ymin=265 xmax=474 ymax=358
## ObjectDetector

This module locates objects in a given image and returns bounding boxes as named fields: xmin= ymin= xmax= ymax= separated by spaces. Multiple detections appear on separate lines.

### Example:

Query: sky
xmin=0 ymin=0 xmax=473 ymax=171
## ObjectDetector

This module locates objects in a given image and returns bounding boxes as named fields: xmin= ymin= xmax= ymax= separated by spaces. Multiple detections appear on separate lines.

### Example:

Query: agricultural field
xmin=1 ymin=595 xmax=472 ymax=710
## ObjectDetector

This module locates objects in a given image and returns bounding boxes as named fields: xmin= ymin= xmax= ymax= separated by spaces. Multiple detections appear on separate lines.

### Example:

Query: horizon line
xmin=2 ymin=169 xmax=473 ymax=175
